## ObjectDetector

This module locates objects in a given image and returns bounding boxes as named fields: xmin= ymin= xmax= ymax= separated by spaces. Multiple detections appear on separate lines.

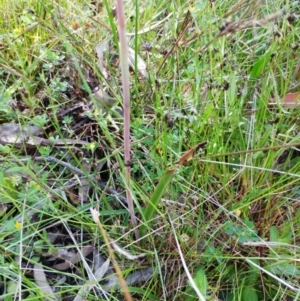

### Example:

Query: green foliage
xmin=40 ymin=48 xmax=65 ymax=72
xmin=223 ymin=218 xmax=259 ymax=243
xmin=0 ymin=172 xmax=19 ymax=204
xmin=0 ymin=0 xmax=300 ymax=300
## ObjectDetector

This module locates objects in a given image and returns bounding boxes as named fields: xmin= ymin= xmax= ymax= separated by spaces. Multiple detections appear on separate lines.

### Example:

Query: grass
xmin=0 ymin=0 xmax=300 ymax=300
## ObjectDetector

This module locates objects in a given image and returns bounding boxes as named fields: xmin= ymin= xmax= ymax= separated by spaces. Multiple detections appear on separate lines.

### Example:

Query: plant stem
xmin=116 ymin=0 xmax=138 ymax=239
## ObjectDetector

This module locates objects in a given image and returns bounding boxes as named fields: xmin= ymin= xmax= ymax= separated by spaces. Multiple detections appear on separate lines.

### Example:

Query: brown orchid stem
xmin=116 ymin=0 xmax=138 ymax=239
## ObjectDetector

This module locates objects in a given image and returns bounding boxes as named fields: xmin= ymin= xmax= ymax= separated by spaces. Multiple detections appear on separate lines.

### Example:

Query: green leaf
xmin=193 ymin=269 xmax=208 ymax=297
xmin=0 ymin=172 xmax=18 ymax=203
xmin=250 ymin=50 xmax=272 ymax=79
xmin=270 ymin=226 xmax=279 ymax=242
xmin=3 ymin=219 xmax=16 ymax=232
xmin=127 ymin=287 xmax=160 ymax=301
xmin=140 ymin=168 xmax=177 ymax=236
xmin=5 ymin=166 xmax=26 ymax=173
xmin=0 ymin=144 xmax=11 ymax=153
xmin=7 ymin=280 xmax=18 ymax=294
xmin=242 ymin=286 xmax=258 ymax=301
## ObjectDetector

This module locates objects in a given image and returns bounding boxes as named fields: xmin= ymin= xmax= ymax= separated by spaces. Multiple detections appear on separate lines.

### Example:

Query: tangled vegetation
xmin=0 ymin=0 xmax=300 ymax=300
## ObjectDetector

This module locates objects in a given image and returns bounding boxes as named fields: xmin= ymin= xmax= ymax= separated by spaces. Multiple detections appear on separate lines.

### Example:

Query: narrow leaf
xmin=140 ymin=168 xmax=177 ymax=236
xmin=270 ymin=226 xmax=279 ymax=242
xmin=250 ymin=50 xmax=272 ymax=79
xmin=193 ymin=269 xmax=208 ymax=297
xmin=242 ymin=287 xmax=258 ymax=301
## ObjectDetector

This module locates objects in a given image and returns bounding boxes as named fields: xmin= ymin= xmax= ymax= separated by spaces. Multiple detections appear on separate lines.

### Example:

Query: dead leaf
xmin=0 ymin=122 xmax=42 ymax=145
xmin=103 ymin=267 xmax=153 ymax=290
xmin=111 ymin=241 xmax=146 ymax=260
xmin=92 ymin=86 xmax=116 ymax=111
xmin=73 ymin=258 xmax=110 ymax=301
xmin=128 ymin=47 xmax=148 ymax=78
xmin=281 ymin=92 xmax=300 ymax=107
xmin=175 ymin=141 xmax=207 ymax=166
xmin=270 ymin=92 xmax=300 ymax=108
xmin=94 ymin=39 xmax=117 ymax=110
xmin=53 ymin=245 xmax=94 ymax=270
xmin=124 ymin=267 xmax=153 ymax=287
xmin=34 ymin=262 xmax=58 ymax=301
xmin=0 ymin=204 xmax=7 ymax=216
xmin=0 ymin=122 xmax=89 ymax=148
xmin=96 ymin=38 xmax=110 ymax=80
